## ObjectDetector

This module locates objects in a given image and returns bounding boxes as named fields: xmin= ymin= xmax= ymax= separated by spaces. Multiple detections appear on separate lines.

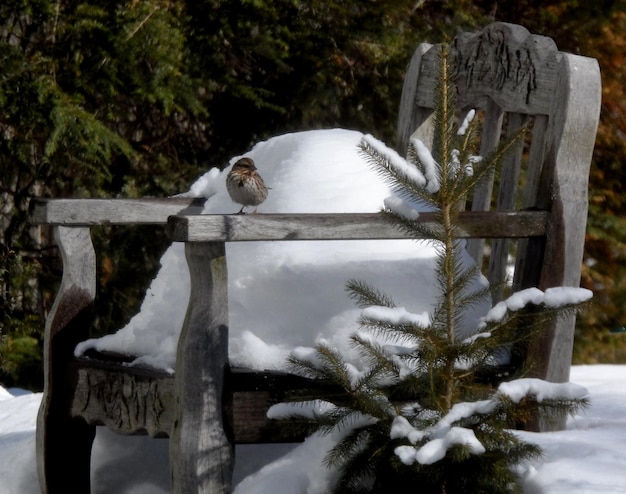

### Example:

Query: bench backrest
xmin=396 ymin=22 xmax=600 ymax=382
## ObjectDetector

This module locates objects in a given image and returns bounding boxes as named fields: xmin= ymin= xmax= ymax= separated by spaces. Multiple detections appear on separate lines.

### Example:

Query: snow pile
xmin=478 ymin=287 xmax=593 ymax=330
xmin=499 ymin=379 xmax=589 ymax=404
xmin=3 ymin=366 xmax=626 ymax=493
xmin=395 ymin=426 xmax=486 ymax=465
xmin=389 ymin=378 xmax=589 ymax=468
xmin=76 ymin=129 xmax=490 ymax=372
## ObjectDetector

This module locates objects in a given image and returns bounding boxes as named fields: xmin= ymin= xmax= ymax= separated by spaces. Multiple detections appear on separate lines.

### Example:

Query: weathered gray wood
xmin=167 ymin=211 xmax=547 ymax=243
xmin=467 ymin=100 xmax=505 ymax=264
xmin=30 ymin=197 xmax=206 ymax=225
xmin=522 ymin=114 xmax=550 ymax=208
xmin=36 ymin=226 xmax=97 ymax=494
xmin=68 ymin=357 xmax=342 ymax=444
xmin=513 ymin=114 xmax=550 ymax=294
xmin=396 ymin=43 xmax=433 ymax=153
xmin=71 ymin=361 xmax=176 ymax=437
xmin=227 ymin=368 xmax=343 ymax=443
xmin=415 ymin=23 xmax=560 ymax=114
xmin=170 ymin=241 xmax=233 ymax=494
xmin=488 ymin=112 xmax=528 ymax=301
xmin=530 ymin=52 xmax=601 ymax=385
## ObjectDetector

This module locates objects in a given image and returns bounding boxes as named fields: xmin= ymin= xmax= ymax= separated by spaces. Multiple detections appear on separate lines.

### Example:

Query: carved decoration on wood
xmin=72 ymin=368 xmax=174 ymax=437
xmin=416 ymin=22 xmax=561 ymax=114
xmin=453 ymin=28 xmax=538 ymax=104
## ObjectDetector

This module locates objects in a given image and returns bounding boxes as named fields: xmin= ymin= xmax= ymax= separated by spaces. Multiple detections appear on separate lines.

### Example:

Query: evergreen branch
xmin=443 ymin=263 xmax=493 ymax=326
xmin=478 ymin=301 xmax=586 ymax=347
xmin=350 ymin=333 xmax=408 ymax=383
xmin=357 ymin=140 xmax=438 ymax=209
xmin=38 ymin=75 xmax=135 ymax=171
xmin=454 ymin=124 xmax=527 ymax=200
xmin=456 ymin=110 xmax=480 ymax=157
xmin=328 ymin=426 xmax=394 ymax=494
xmin=453 ymin=273 xmax=491 ymax=312
xmin=357 ymin=317 xmax=424 ymax=346
xmin=312 ymin=343 xmax=356 ymax=390
xmin=431 ymin=44 xmax=456 ymax=188
xmin=125 ymin=6 xmax=160 ymax=41
xmin=325 ymin=427 xmax=372 ymax=470
xmin=287 ymin=353 xmax=330 ymax=381
xmin=495 ymin=392 xmax=589 ymax=428
xmin=346 ymin=279 xmax=396 ymax=309
xmin=288 ymin=342 xmax=362 ymax=386
xmin=450 ymin=111 xmax=481 ymax=194
xmin=380 ymin=208 xmax=445 ymax=243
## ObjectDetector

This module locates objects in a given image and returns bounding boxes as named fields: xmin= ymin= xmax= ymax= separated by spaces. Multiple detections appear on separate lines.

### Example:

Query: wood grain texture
xmin=30 ymin=197 xmax=207 ymax=225
xmin=36 ymin=227 xmax=97 ymax=493
xmin=488 ymin=112 xmax=528 ymax=301
xmin=466 ymin=100 xmax=505 ymax=264
xmin=167 ymin=211 xmax=547 ymax=242
xmin=170 ymin=241 xmax=233 ymax=494
xmin=71 ymin=365 xmax=175 ymax=437
xmin=66 ymin=358 xmax=344 ymax=444
xmin=415 ymin=23 xmax=560 ymax=114
xmin=396 ymin=43 xmax=433 ymax=154
xmin=532 ymin=53 xmax=602 ymax=385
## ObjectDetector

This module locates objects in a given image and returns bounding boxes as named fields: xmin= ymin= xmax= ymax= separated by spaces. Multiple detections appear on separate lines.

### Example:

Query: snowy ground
xmin=1 ymin=129 xmax=622 ymax=493
xmin=2 ymin=365 xmax=626 ymax=493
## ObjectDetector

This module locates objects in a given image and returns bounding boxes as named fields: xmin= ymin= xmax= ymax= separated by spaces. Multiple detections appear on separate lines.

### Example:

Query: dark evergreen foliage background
xmin=1 ymin=0 xmax=624 ymax=389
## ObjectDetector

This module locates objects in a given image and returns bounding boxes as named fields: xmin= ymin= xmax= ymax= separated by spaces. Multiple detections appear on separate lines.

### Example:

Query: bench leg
xmin=37 ymin=403 xmax=96 ymax=493
xmin=36 ymin=226 xmax=98 ymax=492
xmin=170 ymin=241 xmax=234 ymax=493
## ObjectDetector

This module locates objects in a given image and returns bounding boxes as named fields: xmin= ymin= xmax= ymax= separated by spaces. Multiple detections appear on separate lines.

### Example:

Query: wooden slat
xmin=513 ymin=114 xmax=550 ymax=293
xmin=497 ymin=113 xmax=528 ymax=211
xmin=70 ymin=361 xmax=176 ymax=437
xmin=396 ymin=43 xmax=433 ymax=153
xmin=67 ymin=355 xmax=519 ymax=444
xmin=522 ymin=114 xmax=550 ymax=209
xmin=167 ymin=211 xmax=547 ymax=243
xmin=68 ymin=355 xmax=341 ymax=444
xmin=30 ymin=197 xmax=207 ymax=225
xmin=467 ymin=101 xmax=505 ymax=264
xmin=488 ymin=112 xmax=528 ymax=300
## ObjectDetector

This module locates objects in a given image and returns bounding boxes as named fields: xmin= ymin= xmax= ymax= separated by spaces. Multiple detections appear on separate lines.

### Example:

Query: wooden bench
xmin=31 ymin=22 xmax=600 ymax=494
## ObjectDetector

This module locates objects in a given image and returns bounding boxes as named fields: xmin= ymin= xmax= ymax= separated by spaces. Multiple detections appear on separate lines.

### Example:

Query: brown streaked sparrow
xmin=226 ymin=157 xmax=269 ymax=214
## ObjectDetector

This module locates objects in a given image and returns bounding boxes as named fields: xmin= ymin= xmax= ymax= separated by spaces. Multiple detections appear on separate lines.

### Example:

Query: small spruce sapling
xmin=283 ymin=45 xmax=591 ymax=494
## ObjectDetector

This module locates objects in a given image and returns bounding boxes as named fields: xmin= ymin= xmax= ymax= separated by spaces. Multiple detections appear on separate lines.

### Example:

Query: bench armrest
xmin=30 ymin=197 xmax=206 ymax=226
xmin=166 ymin=211 xmax=548 ymax=243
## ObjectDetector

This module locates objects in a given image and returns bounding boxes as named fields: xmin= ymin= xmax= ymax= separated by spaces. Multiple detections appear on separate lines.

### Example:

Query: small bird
xmin=226 ymin=157 xmax=269 ymax=214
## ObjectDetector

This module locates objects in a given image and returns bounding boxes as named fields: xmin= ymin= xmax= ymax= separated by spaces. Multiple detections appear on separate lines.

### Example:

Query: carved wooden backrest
xmin=397 ymin=22 xmax=601 ymax=383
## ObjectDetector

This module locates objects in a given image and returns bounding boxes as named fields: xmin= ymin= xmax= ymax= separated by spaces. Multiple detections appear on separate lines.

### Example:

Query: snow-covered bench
xmin=31 ymin=22 xmax=600 ymax=494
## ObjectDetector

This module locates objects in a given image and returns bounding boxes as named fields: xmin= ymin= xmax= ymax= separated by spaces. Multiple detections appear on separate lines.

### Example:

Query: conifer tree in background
xmin=1 ymin=0 xmax=436 ymax=390
xmin=0 ymin=0 xmax=206 ymax=388
xmin=286 ymin=46 xmax=591 ymax=494
xmin=1 ymin=0 xmax=620 ymax=388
